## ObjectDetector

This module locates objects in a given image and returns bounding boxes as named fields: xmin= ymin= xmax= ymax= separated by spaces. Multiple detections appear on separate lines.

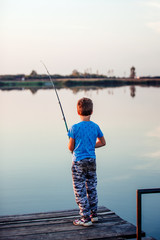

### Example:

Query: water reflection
xmin=0 ymin=86 xmax=160 ymax=239
xmin=4 ymin=84 xmax=157 ymax=100
xmin=1 ymin=85 xmax=139 ymax=99
xmin=130 ymin=86 xmax=136 ymax=97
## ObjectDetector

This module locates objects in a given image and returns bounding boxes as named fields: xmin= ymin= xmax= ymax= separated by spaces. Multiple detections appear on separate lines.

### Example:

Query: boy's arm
xmin=68 ymin=137 xmax=75 ymax=152
xmin=95 ymin=136 xmax=106 ymax=148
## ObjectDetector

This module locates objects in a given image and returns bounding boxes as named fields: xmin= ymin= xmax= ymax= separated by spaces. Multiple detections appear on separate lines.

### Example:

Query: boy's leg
xmin=86 ymin=159 xmax=98 ymax=214
xmin=72 ymin=161 xmax=91 ymax=217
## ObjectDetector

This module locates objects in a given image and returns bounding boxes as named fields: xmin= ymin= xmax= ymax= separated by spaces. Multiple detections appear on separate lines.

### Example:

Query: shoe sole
xmin=73 ymin=221 xmax=93 ymax=227
xmin=91 ymin=217 xmax=98 ymax=223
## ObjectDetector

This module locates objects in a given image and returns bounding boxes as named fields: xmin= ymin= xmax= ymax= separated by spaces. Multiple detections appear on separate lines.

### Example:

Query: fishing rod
xmin=41 ymin=61 xmax=69 ymax=133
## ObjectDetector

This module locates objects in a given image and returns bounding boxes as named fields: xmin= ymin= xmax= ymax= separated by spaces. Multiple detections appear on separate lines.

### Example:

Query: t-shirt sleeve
xmin=97 ymin=125 xmax=104 ymax=138
xmin=68 ymin=125 xmax=75 ymax=139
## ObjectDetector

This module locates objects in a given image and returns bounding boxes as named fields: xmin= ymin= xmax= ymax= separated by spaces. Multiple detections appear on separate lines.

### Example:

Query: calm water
xmin=0 ymin=86 xmax=160 ymax=239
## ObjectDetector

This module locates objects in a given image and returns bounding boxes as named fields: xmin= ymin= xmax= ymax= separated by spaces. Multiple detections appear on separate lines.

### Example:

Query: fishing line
xmin=41 ymin=61 xmax=69 ymax=133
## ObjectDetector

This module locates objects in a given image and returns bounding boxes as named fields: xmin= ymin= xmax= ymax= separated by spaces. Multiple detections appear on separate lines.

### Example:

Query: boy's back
xmin=68 ymin=121 xmax=103 ymax=162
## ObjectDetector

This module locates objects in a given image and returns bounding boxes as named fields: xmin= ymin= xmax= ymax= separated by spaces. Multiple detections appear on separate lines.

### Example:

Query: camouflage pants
xmin=72 ymin=158 xmax=98 ymax=217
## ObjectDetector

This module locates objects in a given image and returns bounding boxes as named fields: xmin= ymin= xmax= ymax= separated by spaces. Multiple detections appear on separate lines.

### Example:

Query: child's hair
xmin=77 ymin=98 xmax=93 ymax=116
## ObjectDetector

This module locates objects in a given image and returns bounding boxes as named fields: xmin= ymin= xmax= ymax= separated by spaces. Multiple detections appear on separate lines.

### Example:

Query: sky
xmin=0 ymin=0 xmax=160 ymax=77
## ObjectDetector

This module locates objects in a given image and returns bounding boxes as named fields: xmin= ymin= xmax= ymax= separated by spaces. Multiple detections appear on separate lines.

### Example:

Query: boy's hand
xmin=95 ymin=136 xmax=106 ymax=148
xmin=68 ymin=137 xmax=75 ymax=152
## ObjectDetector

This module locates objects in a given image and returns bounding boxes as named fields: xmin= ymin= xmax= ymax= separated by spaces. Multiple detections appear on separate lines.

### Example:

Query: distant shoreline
xmin=0 ymin=75 xmax=160 ymax=89
xmin=0 ymin=75 xmax=160 ymax=86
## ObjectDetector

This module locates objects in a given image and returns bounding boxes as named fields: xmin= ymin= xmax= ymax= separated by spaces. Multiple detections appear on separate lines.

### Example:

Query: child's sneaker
xmin=73 ymin=216 xmax=92 ymax=227
xmin=90 ymin=212 xmax=98 ymax=223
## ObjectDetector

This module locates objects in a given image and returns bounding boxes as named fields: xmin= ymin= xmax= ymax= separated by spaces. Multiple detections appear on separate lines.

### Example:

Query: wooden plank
xmin=0 ymin=219 xmax=137 ymax=239
xmin=0 ymin=206 xmax=109 ymax=223
xmin=0 ymin=222 xmax=137 ymax=240
xmin=0 ymin=206 xmax=145 ymax=240
xmin=0 ymin=211 xmax=115 ymax=227
xmin=0 ymin=212 xmax=117 ymax=229
xmin=0 ymin=233 xmax=126 ymax=240
xmin=0 ymin=215 xmax=125 ymax=233
xmin=129 ymin=238 xmax=156 ymax=240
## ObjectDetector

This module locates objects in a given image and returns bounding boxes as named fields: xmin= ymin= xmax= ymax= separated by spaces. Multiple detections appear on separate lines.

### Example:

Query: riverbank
xmin=0 ymin=77 xmax=160 ymax=90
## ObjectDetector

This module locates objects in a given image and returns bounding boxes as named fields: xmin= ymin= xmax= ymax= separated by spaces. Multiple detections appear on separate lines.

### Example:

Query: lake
xmin=0 ymin=86 xmax=160 ymax=239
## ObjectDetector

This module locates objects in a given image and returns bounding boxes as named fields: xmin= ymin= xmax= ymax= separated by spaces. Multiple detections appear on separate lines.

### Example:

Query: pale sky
xmin=1 ymin=0 xmax=160 ymax=77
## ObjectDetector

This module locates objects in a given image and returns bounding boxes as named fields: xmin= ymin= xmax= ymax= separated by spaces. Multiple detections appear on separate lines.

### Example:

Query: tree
xmin=30 ymin=70 xmax=38 ymax=76
xmin=72 ymin=69 xmax=80 ymax=77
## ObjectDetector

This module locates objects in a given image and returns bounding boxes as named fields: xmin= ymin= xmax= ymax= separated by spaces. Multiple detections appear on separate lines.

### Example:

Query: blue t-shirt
xmin=68 ymin=121 xmax=103 ymax=162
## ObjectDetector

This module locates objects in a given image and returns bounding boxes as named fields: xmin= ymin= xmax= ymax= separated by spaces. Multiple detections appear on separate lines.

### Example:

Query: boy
xmin=68 ymin=97 xmax=106 ymax=227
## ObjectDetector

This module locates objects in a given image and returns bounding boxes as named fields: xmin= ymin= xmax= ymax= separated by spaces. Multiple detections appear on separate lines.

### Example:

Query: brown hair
xmin=77 ymin=98 xmax=93 ymax=116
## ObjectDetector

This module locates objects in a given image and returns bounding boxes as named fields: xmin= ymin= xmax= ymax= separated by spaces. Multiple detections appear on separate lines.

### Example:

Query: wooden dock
xmin=0 ymin=206 xmax=153 ymax=240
